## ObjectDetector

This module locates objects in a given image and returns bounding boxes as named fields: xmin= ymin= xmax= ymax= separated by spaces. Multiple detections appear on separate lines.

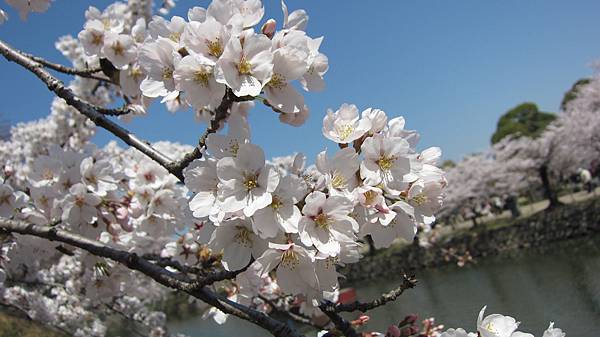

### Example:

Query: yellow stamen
xmin=243 ymin=174 xmax=258 ymax=191
xmin=270 ymin=195 xmax=283 ymax=210
xmin=337 ymin=124 xmax=354 ymax=141
xmin=238 ymin=57 xmax=252 ymax=75
xmin=112 ymin=41 xmax=124 ymax=56
xmin=330 ymin=171 xmax=347 ymax=189
xmin=314 ymin=213 xmax=331 ymax=230
xmin=267 ymin=73 xmax=286 ymax=89
xmin=193 ymin=69 xmax=211 ymax=87
xmin=206 ymin=38 xmax=223 ymax=58
xmin=234 ymin=226 xmax=253 ymax=247
xmin=162 ymin=67 xmax=173 ymax=80
xmin=377 ymin=155 xmax=395 ymax=171
xmin=281 ymin=248 xmax=300 ymax=269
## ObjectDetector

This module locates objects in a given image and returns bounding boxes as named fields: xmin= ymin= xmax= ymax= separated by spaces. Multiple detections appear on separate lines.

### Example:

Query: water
xmin=168 ymin=236 xmax=600 ymax=337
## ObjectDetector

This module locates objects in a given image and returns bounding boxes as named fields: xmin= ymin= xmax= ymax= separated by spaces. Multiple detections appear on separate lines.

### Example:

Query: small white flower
xmin=181 ymin=16 xmax=237 ymax=60
xmin=360 ymin=133 xmax=413 ymax=191
xmin=298 ymin=191 xmax=357 ymax=256
xmin=61 ymin=183 xmax=101 ymax=227
xmin=315 ymin=147 xmax=360 ymax=197
xmin=139 ymin=38 xmax=181 ymax=100
xmin=102 ymin=34 xmax=137 ymax=69
xmin=361 ymin=201 xmax=416 ymax=249
xmin=322 ymin=103 xmax=371 ymax=144
xmin=184 ymin=158 xmax=219 ymax=219
xmin=215 ymin=33 xmax=274 ymax=97
xmin=254 ymin=242 xmax=318 ymax=295
xmin=477 ymin=306 xmax=527 ymax=337
xmin=209 ymin=218 xmax=265 ymax=271
xmin=174 ymin=52 xmax=225 ymax=110
xmin=216 ymin=143 xmax=280 ymax=216
xmin=251 ymin=175 xmax=303 ymax=238
xmin=542 ymin=322 xmax=565 ymax=337
xmin=208 ymin=0 xmax=264 ymax=27
xmin=5 ymin=0 xmax=51 ymax=20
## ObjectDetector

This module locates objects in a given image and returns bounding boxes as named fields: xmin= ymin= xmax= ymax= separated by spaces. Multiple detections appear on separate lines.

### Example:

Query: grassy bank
xmin=0 ymin=311 xmax=66 ymax=337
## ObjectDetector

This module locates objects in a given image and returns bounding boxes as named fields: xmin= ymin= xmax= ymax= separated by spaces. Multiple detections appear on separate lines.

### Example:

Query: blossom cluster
xmin=167 ymin=102 xmax=446 ymax=320
xmin=0 ymin=0 xmax=446 ymax=333
xmin=76 ymin=0 xmax=327 ymax=123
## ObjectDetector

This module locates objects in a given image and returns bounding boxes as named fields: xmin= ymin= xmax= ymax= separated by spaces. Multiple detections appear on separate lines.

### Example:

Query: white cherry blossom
xmin=215 ymin=33 xmax=274 ymax=97
xmin=322 ymin=103 xmax=371 ymax=144
xmin=216 ymin=143 xmax=279 ymax=216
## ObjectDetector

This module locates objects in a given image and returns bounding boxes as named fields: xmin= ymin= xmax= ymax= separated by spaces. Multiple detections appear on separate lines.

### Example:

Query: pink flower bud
xmin=386 ymin=325 xmax=401 ymax=337
xmin=261 ymin=19 xmax=277 ymax=39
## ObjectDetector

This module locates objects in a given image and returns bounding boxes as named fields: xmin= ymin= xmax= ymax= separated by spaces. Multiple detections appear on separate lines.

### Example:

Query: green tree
xmin=560 ymin=78 xmax=591 ymax=111
xmin=491 ymin=102 xmax=556 ymax=144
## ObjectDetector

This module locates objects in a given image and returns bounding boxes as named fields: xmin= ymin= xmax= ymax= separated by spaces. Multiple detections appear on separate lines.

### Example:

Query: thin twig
xmin=318 ymin=300 xmax=360 ymax=337
xmin=331 ymin=274 xmax=417 ymax=313
xmin=18 ymin=50 xmax=105 ymax=78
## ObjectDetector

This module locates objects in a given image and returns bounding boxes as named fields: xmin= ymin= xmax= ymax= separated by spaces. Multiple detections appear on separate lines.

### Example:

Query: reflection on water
xmin=168 ymin=235 xmax=600 ymax=337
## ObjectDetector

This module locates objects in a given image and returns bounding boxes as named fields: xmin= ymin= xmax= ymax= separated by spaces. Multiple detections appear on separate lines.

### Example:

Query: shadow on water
xmin=168 ymin=235 xmax=600 ymax=337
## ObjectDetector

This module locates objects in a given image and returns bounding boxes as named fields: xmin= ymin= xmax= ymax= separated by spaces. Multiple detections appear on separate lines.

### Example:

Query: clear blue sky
xmin=2 ymin=0 xmax=600 ymax=162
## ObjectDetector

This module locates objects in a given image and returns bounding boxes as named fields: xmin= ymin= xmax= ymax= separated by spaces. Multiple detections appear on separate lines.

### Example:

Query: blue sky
xmin=1 ymin=0 xmax=600 ymax=162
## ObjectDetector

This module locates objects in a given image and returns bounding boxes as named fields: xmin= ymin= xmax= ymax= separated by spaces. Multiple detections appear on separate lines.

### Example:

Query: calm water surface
xmin=168 ymin=236 xmax=600 ymax=337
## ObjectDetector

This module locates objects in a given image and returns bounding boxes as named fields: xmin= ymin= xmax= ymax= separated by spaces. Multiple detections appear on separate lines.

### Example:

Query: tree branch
xmin=0 ymin=219 xmax=304 ymax=337
xmin=0 ymin=39 xmax=179 ymax=178
xmin=318 ymin=300 xmax=360 ymax=337
xmin=17 ymin=49 xmax=106 ymax=79
xmin=329 ymin=274 xmax=417 ymax=313
xmin=166 ymin=89 xmax=253 ymax=179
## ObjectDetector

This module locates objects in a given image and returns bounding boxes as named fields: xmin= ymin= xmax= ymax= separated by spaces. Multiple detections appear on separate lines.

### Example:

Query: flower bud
xmin=386 ymin=325 xmax=401 ymax=337
xmin=261 ymin=19 xmax=277 ymax=39
xmin=398 ymin=314 xmax=418 ymax=327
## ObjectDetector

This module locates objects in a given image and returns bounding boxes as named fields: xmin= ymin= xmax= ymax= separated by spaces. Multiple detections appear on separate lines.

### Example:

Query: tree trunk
xmin=506 ymin=195 xmax=521 ymax=218
xmin=539 ymin=164 xmax=561 ymax=209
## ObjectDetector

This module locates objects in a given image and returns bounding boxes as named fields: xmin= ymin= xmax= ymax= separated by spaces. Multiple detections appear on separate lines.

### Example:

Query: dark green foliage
xmin=441 ymin=160 xmax=456 ymax=169
xmin=560 ymin=78 xmax=591 ymax=111
xmin=491 ymin=102 xmax=556 ymax=144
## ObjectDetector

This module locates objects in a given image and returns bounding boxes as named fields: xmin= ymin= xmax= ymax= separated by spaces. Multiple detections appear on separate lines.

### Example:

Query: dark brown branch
xmin=329 ymin=274 xmax=417 ymax=313
xmin=166 ymin=89 xmax=238 ymax=179
xmin=318 ymin=300 xmax=360 ymax=337
xmin=258 ymin=295 xmax=325 ymax=330
xmin=0 ymin=219 xmax=304 ymax=337
xmin=17 ymin=49 xmax=105 ymax=79
xmin=0 ymin=39 xmax=178 ymax=179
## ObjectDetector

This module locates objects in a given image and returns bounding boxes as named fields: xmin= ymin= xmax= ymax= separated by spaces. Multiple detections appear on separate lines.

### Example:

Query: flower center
xmin=162 ymin=67 xmax=174 ymax=80
xmin=270 ymin=195 xmax=283 ymax=210
xmin=412 ymin=194 xmax=428 ymax=205
xmin=234 ymin=226 xmax=253 ymax=247
xmin=330 ymin=171 xmax=347 ymax=189
xmin=364 ymin=190 xmax=377 ymax=205
xmin=336 ymin=124 xmax=354 ymax=141
xmin=206 ymin=38 xmax=223 ymax=58
xmin=129 ymin=66 xmax=143 ymax=80
xmin=193 ymin=69 xmax=211 ymax=87
xmin=280 ymin=248 xmax=300 ymax=269
xmin=314 ymin=213 xmax=331 ymax=230
xmin=267 ymin=73 xmax=287 ymax=89
xmin=377 ymin=155 xmax=395 ymax=171
xmin=0 ymin=195 xmax=10 ymax=205
xmin=169 ymin=31 xmax=181 ymax=43
xmin=238 ymin=57 xmax=252 ymax=75
xmin=75 ymin=196 xmax=85 ymax=208
xmin=112 ymin=40 xmax=124 ymax=56
xmin=228 ymin=140 xmax=240 ymax=156
xmin=243 ymin=174 xmax=258 ymax=191
xmin=92 ymin=32 xmax=103 ymax=46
